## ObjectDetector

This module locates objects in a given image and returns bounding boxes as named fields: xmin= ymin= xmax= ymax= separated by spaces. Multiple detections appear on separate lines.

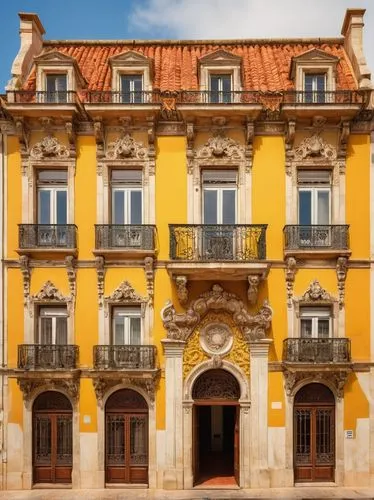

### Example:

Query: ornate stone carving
xmin=301 ymin=279 xmax=332 ymax=302
xmin=162 ymin=284 xmax=272 ymax=342
xmin=14 ymin=117 xmax=29 ymax=155
xmin=95 ymin=256 xmax=105 ymax=307
xmin=200 ymin=322 xmax=232 ymax=356
xmin=159 ymin=91 xmax=182 ymax=121
xmin=105 ymin=133 xmax=147 ymax=160
xmin=285 ymin=257 xmax=297 ymax=306
xmin=175 ymin=275 xmax=188 ymax=306
xmin=94 ymin=119 xmax=104 ymax=157
xmin=19 ymin=255 xmax=30 ymax=305
xmin=106 ymin=280 xmax=145 ymax=303
xmin=247 ymin=275 xmax=260 ymax=304
xmin=183 ymin=330 xmax=208 ymax=378
xmin=286 ymin=119 xmax=296 ymax=150
xmin=30 ymin=135 xmax=69 ymax=160
xmin=283 ymin=369 xmax=350 ymax=400
xmin=93 ymin=375 xmax=158 ymax=408
xmin=197 ymin=132 xmax=245 ymax=161
xmin=65 ymin=256 xmax=76 ymax=300
xmin=336 ymin=256 xmax=348 ymax=309
xmin=65 ymin=121 xmax=76 ymax=154
xmin=293 ymin=133 xmax=337 ymax=162
xmin=33 ymin=281 xmax=68 ymax=302
xmin=192 ymin=368 xmax=240 ymax=400
xmin=338 ymin=120 xmax=350 ymax=159
xmin=17 ymin=377 xmax=80 ymax=408
xmin=144 ymin=257 xmax=154 ymax=306
xmin=312 ymin=115 xmax=327 ymax=131
xmin=211 ymin=354 xmax=223 ymax=369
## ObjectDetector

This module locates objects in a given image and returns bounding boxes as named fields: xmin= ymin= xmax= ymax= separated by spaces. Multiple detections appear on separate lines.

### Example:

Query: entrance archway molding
xmin=96 ymin=382 xmax=157 ymax=489
xmin=284 ymin=378 xmax=344 ymax=486
xmin=22 ymin=386 xmax=80 ymax=489
xmin=183 ymin=359 xmax=250 ymax=488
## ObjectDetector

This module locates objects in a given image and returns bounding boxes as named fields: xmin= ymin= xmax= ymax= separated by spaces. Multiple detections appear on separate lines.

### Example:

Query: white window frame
xmin=109 ymin=50 xmax=152 ymax=98
xmin=199 ymin=50 xmax=242 ymax=101
xmin=119 ymin=74 xmax=144 ymax=103
xmin=111 ymin=170 xmax=143 ymax=224
xmin=37 ymin=185 xmax=68 ymax=225
xmin=202 ymin=172 xmax=238 ymax=224
xmin=208 ymin=73 xmax=233 ymax=103
xmin=298 ymin=186 xmax=331 ymax=225
xmin=299 ymin=306 xmax=332 ymax=338
xmin=111 ymin=306 xmax=142 ymax=345
xmin=38 ymin=306 xmax=68 ymax=345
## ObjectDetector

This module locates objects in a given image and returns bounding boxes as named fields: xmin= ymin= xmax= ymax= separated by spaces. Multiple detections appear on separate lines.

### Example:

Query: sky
xmin=0 ymin=0 xmax=373 ymax=92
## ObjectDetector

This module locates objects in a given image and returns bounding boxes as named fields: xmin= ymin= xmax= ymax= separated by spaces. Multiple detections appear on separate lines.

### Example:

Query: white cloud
xmin=128 ymin=0 xmax=374 ymax=75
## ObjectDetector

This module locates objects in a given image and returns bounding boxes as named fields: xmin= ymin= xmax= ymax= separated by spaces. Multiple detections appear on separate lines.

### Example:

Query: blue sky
xmin=1 ymin=0 xmax=373 ymax=92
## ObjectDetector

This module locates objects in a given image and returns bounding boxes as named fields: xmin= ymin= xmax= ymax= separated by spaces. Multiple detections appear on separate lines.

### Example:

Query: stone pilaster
xmin=249 ymin=339 xmax=272 ymax=487
xmin=161 ymin=339 xmax=185 ymax=489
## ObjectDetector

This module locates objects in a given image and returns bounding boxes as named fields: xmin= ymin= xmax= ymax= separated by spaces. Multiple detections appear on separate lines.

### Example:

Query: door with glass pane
xmin=294 ymin=384 xmax=335 ymax=482
xmin=38 ymin=307 xmax=68 ymax=368
xmin=299 ymin=188 xmax=330 ymax=247
xmin=46 ymin=74 xmax=67 ymax=103
xmin=202 ymin=170 xmax=237 ymax=260
xmin=304 ymin=74 xmax=326 ymax=103
xmin=106 ymin=389 xmax=148 ymax=484
xmin=33 ymin=392 xmax=72 ymax=484
xmin=37 ymin=170 xmax=68 ymax=247
xmin=300 ymin=307 xmax=332 ymax=362
xmin=121 ymin=75 xmax=143 ymax=103
xmin=112 ymin=307 xmax=141 ymax=368
xmin=111 ymin=170 xmax=143 ymax=248
xmin=210 ymin=74 xmax=232 ymax=103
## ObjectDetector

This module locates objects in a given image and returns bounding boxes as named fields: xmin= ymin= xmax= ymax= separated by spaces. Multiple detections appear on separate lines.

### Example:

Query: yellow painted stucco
xmin=79 ymin=379 xmax=98 ymax=432
xmin=268 ymin=372 xmax=285 ymax=427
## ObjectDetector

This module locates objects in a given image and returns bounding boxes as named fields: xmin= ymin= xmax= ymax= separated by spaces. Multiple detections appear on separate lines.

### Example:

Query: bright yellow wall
xmin=252 ymin=136 xmax=285 ymax=260
xmin=346 ymin=135 xmax=370 ymax=259
xmin=7 ymin=268 xmax=25 ymax=368
xmin=7 ymin=136 xmax=21 ymax=259
xmin=268 ymin=372 xmax=285 ymax=426
xmin=266 ymin=269 xmax=287 ymax=361
xmin=75 ymin=136 xmax=96 ymax=260
xmin=75 ymin=269 xmax=98 ymax=366
xmin=8 ymin=379 xmax=23 ymax=425
xmin=155 ymin=137 xmax=187 ymax=260
xmin=344 ymin=373 xmax=369 ymax=429
xmin=79 ymin=379 xmax=98 ymax=432
xmin=345 ymin=269 xmax=370 ymax=360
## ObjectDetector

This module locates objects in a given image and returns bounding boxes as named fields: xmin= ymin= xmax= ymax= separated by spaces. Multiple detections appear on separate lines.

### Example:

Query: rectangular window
xmin=46 ymin=74 xmax=67 ymax=103
xmin=37 ymin=170 xmax=68 ymax=225
xmin=111 ymin=170 xmax=143 ymax=225
xmin=120 ymin=74 xmax=143 ymax=103
xmin=209 ymin=74 xmax=232 ymax=103
xmin=304 ymin=73 xmax=326 ymax=103
xmin=112 ymin=307 xmax=141 ymax=345
xmin=202 ymin=170 xmax=237 ymax=224
xmin=300 ymin=307 xmax=331 ymax=338
xmin=38 ymin=306 xmax=68 ymax=344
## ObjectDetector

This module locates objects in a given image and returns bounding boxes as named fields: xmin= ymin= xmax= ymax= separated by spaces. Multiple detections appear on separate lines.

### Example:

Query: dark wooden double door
xmin=33 ymin=392 xmax=72 ymax=484
xmin=294 ymin=384 xmax=335 ymax=482
xmin=105 ymin=389 xmax=148 ymax=484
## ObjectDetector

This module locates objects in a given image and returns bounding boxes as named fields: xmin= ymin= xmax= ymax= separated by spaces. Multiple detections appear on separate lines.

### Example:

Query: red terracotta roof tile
xmin=23 ymin=40 xmax=357 ymax=92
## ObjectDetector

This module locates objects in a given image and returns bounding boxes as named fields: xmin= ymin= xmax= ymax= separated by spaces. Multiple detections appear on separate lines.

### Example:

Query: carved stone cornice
xmin=93 ymin=372 xmax=159 ymax=408
xmin=19 ymin=255 xmax=30 ymax=305
xmin=30 ymin=134 xmax=70 ymax=160
xmin=175 ymin=275 xmax=188 ymax=306
xmin=285 ymin=256 xmax=297 ymax=306
xmin=283 ymin=368 xmax=351 ymax=400
xmin=336 ymin=256 xmax=348 ymax=309
xmin=17 ymin=376 xmax=80 ymax=408
xmin=105 ymin=133 xmax=147 ymax=160
xmin=162 ymin=284 xmax=272 ymax=342
xmin=144 ymin=256 xmax=154 ymax=306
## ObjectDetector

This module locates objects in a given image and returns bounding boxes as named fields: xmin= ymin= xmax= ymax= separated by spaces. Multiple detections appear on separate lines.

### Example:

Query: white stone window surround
xmin=199 ymin=49 xmax=242 ymax=96
xmin=22 ymin=162 xmax=75 ymax=225
xmin=290 ymin=49 xmax=339 ymax=93
xmin=34 ymin=51 xmax=86 ymax=94
xmin=97 ymin=163 xmax=154 ymax=225
xmin=109 ymin=50 xmax=153 ymax=93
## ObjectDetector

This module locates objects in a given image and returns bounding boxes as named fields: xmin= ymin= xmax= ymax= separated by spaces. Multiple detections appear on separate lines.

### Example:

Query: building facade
xmin=0 ymin=8 xmax=373 ymax=490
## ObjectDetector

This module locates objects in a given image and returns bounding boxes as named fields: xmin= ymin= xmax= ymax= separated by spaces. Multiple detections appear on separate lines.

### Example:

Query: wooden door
xmin=294 ymin=384 xmax=335 ymax=482
xmin=234 ymin=405 xmax=239 ymax=484
xmin=33 ymin=394 xmax=72 ymax=484
xmin=192 ymin=405 xmax=199 ymax=482
xmin=105 ymin=389 xmax=148 ymax=484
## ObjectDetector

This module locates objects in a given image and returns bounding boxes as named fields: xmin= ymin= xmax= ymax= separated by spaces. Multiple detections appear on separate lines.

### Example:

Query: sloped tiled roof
xmin=23 ymin=40 xmax=357 ymax=92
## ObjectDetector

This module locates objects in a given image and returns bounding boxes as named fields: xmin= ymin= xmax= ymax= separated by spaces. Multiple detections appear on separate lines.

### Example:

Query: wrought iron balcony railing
xmin=95 ymin=224 xmax=156 ymax=250
xmin=284 ymin=225 xmax=349 ymax=251
xmin=283 ymin=338 xmax=351 ymax=364
xmin=19 ymin=224 xmax=77 ymax=249
xmin=7 ymin=90 xmax=77 ymax=104
xmin=93 ymin=345 xmax=157 ymax=370
xmin=18 ymin=344 xmax=79 ymax=370
xmin=283 ymin=90 xmax=365 ymax=105
xmin=177 ymin=90 xmax=263 ymax=104
xmin=83 ymin=90 xmax=160 ymax=104
xmin=169 ymin=224 xmax=267 ymax=261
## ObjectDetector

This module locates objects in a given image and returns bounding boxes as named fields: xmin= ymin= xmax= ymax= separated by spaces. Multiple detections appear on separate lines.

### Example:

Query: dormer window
xmin=120 ymin=74 xmax=143 ymax=103
xmin=46 ymin=74 xmax=67 ymax=103
xmin=210 ymin=74 xmax=232 ymax=103
xmin=304 ymin=74 xmax=326 ymax=103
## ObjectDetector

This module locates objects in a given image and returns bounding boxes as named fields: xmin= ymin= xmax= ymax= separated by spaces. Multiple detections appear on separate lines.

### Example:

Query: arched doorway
xmin=105 ymin=389 xmax=148 ymax=484
xmin=294 ymin=383 xmax=335 ymax=482
xmin=192 ymin=369 xmax=240 ymax=486
xmin=33 ymin=391 xmax=72 ymax=484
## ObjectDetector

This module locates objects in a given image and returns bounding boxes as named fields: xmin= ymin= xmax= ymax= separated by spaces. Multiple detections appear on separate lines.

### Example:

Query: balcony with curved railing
xmin=18 ymin=344 xmax=79 ymax=370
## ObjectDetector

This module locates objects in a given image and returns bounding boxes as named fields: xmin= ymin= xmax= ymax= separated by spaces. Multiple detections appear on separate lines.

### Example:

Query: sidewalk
xmin=0 ymin=487 xmax=374 ymax=500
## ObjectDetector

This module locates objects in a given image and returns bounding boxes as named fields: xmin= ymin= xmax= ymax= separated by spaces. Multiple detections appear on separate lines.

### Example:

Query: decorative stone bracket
xmin=95 ymin=256 xmax=105 ymax=307
xmin=283 ymin=368 xmax=351 ymax=400
xmin=65 ymin=256 xmax=76 ymax=304
xmin=285 ymin=256 xmax=297 ymax=307
xmin=19 ymin=255 xmax=31 ymax=305
xmin=17 ymin=377 xmax=80 ymax=409
xmin=144 ymin=256 xmax=154 ymax=305
xmin=174 ymin=275 xmax=188 ymax=306
xmin=162 ymin=283 xmax=273 ymax=342
xmin=336 ymin=256 xmax=348 ymax=309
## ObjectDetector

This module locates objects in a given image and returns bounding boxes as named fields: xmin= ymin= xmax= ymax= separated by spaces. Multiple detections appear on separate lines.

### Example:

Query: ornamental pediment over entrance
xmin=161 ymin=284 xmax=272 ymax=342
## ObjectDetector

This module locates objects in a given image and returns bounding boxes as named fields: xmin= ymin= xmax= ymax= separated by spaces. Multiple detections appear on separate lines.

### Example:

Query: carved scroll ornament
xmin=106 ymin=280 xmax=145 ymax=303
xmin=301 ymin=279 xmax=332 ymax=302
xmin=162 ymin=284 xmax=272 ymax=342
xmin=293 ymin=133 xmax=337 ymax=161
xmin=33 ymin=281 xmax=68 ymax=302
xmin=30 ymin=135 xmax=69 ymax=160
xmin=196 ymin=133 xmax=245 ymax=160
xmin=105 ymin=133 xmax=147 ymax=160
xmin=284 ymin=369 xmax=350 ymax=400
